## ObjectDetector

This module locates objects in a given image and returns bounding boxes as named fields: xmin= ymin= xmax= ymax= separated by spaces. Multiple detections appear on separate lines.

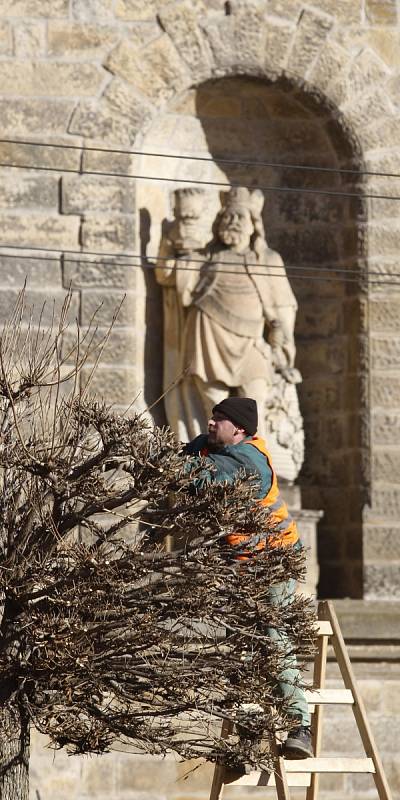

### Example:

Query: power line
xmin=0 ymin=243 xmax=368 ymax=279
xmin=1 ymin=244 xmax=399 ymax=287
xmin=1 ymin=137 xmax=399 ymax=180
xmin=1 ymin=159 xmax=398 ymax=203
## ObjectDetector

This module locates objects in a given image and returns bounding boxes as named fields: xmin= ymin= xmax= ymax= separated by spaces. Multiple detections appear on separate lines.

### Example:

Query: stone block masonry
xmin=0 ymin=4 xmax=399 ymax=799
xmin=0 ymin=0 xmax=399 ymax=605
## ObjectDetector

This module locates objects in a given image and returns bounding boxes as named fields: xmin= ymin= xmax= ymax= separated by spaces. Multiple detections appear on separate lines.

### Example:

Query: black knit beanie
xmin=212 ymin=397 xmax=258 ymax=435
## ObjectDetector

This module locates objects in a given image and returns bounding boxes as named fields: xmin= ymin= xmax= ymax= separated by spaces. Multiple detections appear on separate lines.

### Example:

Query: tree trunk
xmin=0 ymin=702 xmax=29 ymax=800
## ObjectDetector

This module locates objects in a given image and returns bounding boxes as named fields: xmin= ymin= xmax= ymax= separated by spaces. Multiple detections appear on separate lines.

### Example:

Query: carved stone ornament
xmin=156 ymin=185 xmax=304 ymax=481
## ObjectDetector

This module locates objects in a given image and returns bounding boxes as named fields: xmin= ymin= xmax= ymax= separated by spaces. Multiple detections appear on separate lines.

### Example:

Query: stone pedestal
xmin=280 ymin=482 xmax=323 ymax=597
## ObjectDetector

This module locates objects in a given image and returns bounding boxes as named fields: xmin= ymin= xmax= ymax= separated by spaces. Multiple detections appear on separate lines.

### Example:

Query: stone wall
xmin=0 ymin=2 xmax=400 ymax=587
xmin=1 ymin=3 xmax=400 ymax=798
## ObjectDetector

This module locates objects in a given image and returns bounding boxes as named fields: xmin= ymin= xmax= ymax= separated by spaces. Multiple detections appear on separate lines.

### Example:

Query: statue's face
xmin=172 ymin=195 xmax=205 ymax=250
xmin=218 ymin=207 xmax=253 ymax=252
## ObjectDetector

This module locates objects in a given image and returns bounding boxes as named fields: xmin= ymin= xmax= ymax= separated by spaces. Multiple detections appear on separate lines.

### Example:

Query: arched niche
xmin=136 ymin=75 xmax=367 ymax=599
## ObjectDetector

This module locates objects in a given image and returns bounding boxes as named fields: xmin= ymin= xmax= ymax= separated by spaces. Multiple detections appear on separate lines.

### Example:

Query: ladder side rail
xmin=209 ymin=719 xmax=233 ymax=800
xmin=324 ymin=600 xmax=393 ymax=800
xmin=306 ymin=600 xmax=329 ymax=800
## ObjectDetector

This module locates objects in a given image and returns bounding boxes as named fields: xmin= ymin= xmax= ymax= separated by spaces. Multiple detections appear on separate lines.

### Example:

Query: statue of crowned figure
xmin=155 ymin=185 xmax=304 ymax=482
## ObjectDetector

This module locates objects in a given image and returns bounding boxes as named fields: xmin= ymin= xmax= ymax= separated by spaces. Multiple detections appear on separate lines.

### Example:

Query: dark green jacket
xmin=185 ymin=434 xmax=273 ymax=498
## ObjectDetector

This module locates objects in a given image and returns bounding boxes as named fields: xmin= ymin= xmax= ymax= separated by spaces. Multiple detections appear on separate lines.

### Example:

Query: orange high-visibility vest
xmin=224 ymin=436 xmax=299 ymax=557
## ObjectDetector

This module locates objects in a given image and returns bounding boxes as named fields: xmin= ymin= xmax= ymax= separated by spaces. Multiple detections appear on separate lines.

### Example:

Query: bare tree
xmin=0 ymin=290 xmax=316 ymax=799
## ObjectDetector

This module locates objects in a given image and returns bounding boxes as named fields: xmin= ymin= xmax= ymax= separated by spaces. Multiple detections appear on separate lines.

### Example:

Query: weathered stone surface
xmin=13 ymin=20 xmax=46 ymax=57
xmin=0 ymin=61 xmax=106 ymax=97
xmin=159 ymin=3 xmax=212 ymax=80
xmin=0 ymin=0 xmax=68 ymax=15
xmin=63 ymin=326 xmax=136 ymax=365
xmin=299 ymin=377 xmax=342 ymax=415
xmin=69 ymin=100 xmax=133 ymax=145
xmin=0 ymin=20 xmax=11 ymax=54
xmin=62 ymin=175 xmax=135 ymax=215
xmin=372 ymin=411 xmax=400 ymax=443
xmin=70 ymin=0 xmax=115 ymax=21
xmin=69 ymin=75 xmax=155 ymax=145
xmin=81 ymin=289 xmax=136 ymax=327
xmin=365 ymin=564 xmax=400 ymax=599
xmin=343 ymin=88 xmax=394 ymax=142
xmin=102 ymin=78 xmax=154 ymax=131
xmin=63 ymin=255 xmax=137 ymax=290
xmin=385 ymin=73 xmax=400 ymax=111
xmin=367 ymin=29 xmax=400 ymax=68
xmin=372 ymin=450 xmax=400 ymax=482
xmin=264 ymin=18 xmax=296 ymax=74
xmin=82 ymin=148 xmax=133 ymax=178
xmin=115 ymin=0 xmax=169 ymax=20
xmin=366 ymin=0 xmax=397 ymax=24
xmin=81 ymin=215 xmax=135 ymax=253
xmin=0 ymin=139 xmax=81 ymax=172
xmin=286 ymin=7 xmax=333 ymax=78
xmin=319 ymin=0 xmax=362 ymax=22
xmin=296 ymin=338 xmax=347 ymax=376
xmin=265 ymin=0 xmax=302 ymax=20
xmin=0 ymin=256 xmax=61 ymax=288
xmin=0 ymin=215 xmax=80 ymax=250
xmin=370 ymin=299 xmax=400 ymax=332
xmin=371 ymin=335 xmax=400 ymax=370
xmin=202 ymin=6 xmax=267 ymax=73
xmin=106 ymin=34 xmax=190 ymax=104
xmin=371 ymin=374 xmax=400 ymax=408
xmin=48 ymin=22 xmax=119 ymax=57
xmin=0 ymin=99 xmax=74 ymax=136
xmin=0 ymin=287 xmax=78 ymax=326
xmin=328 ymin=48 xmax=389 ymax=109
xmin=0 ymin=170 xmax=59 ymax=210
xmin=369 ymin=223 xmax=400 ymax=257
xmin=364 ymin=524 xmax=400 ymax=560
xmin=231 ymin=3 xmax=269 ymax=71
xmin=371 ymin=485 xmax=400 ymax=516
xmin=296 ymin=301 xmax=342 ymax=338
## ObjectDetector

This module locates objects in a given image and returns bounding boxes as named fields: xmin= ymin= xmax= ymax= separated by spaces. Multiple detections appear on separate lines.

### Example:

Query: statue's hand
xmin=279 ymin=366 xmax=302 ymax=385
xmin=267 ymin=319 xmax=284 ymax=349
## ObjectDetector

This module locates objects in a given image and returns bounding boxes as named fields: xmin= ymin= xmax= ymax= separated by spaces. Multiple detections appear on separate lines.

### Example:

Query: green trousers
xmin=267 ymin=579 xmax=311 ymax=727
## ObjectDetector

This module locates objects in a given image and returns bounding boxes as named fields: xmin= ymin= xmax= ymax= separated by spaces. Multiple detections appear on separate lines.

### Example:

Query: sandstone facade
xmin=1 ymin=0 xmax=399 ymax=601
xmin=0 ymin=1 xmax=399 ymax=794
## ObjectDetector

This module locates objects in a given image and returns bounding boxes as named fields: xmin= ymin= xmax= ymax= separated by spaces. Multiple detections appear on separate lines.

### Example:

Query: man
xmin=185 ymin=396 xmax=313 ymax=760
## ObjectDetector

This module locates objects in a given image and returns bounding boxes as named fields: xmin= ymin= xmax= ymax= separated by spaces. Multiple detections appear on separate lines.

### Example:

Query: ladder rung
xmin=284 ymin=757 xmax=376 ymax=773
xmin=226 ymin=758 xmax=375 ymax=787
xmin=269 ymin=773 xmax=311 ymax=787
xmin=305 ymin=688 xmax=354 ymax=704
xmin=315 ymin=620 xmax=333 ymax=635
xmin=228 ymin=772 xmax=311 ymax=787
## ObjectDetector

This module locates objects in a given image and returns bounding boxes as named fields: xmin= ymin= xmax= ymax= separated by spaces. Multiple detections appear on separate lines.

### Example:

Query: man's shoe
xmin=283 ymin=726 xmax=313 ymax=759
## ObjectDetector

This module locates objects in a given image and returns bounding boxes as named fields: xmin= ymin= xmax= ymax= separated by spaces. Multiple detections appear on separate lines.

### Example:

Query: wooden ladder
xmin=209 ymin=600 xmax=393 ymax=800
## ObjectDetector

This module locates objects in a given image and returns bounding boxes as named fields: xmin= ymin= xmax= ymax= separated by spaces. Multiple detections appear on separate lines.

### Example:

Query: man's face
xmin=208 ymin=411 xmax=244 ymax=447
xmin=218 ymin=207 xmax=253 ymax=253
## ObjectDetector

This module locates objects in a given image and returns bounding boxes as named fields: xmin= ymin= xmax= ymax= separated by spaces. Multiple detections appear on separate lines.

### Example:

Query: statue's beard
xmin=219 ymin=228 xmax=249 ymax=250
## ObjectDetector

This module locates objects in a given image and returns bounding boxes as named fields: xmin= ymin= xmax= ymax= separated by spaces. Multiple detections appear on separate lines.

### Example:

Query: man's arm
xmin=186 ymin=442 xmax=272 ymax=496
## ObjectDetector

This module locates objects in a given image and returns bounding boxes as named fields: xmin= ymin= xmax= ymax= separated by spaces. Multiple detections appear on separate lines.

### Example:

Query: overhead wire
xmin=1 ymin=159 xmax=398 ymax=203
xmin=0 ymin=138 xmax=399 ymax=286
xmin=0 ymin=137 xmax=399 ymax=180
xmin=0 ymin=244 xmax=398 ymax=287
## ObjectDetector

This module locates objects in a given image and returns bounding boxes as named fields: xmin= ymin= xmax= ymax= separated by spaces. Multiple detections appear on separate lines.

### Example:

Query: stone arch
xmin=66 ymin=2 xmax=400 ymax=599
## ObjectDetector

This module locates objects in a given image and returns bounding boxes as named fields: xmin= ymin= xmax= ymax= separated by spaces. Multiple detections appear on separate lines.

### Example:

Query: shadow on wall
xmin=140 ymin=206 xmax=166 ymax=428
xmin=193 ymin=76 xmax=367 ymax=599
xmin=140 ymin=74 xmax=367 ymax=598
